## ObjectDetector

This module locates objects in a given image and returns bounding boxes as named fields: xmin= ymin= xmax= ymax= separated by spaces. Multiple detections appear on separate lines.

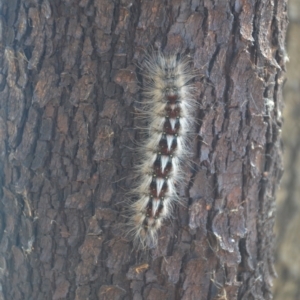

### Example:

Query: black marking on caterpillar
xmin=128 ymin=52 xmax=197 ymax=249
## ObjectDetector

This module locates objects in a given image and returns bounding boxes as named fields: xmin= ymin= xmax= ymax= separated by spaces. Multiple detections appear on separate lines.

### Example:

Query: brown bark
xmin=0 ymin=0 xmax=287 ymax=299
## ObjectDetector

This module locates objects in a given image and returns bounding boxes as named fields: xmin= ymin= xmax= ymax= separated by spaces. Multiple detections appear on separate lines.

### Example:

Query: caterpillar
xmin=128 ymin=52 xmax=196 ymax=249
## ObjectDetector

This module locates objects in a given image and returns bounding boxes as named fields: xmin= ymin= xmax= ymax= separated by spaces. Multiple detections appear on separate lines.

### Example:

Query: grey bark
xmin=0 ymin=0 xmax=287 ymax=299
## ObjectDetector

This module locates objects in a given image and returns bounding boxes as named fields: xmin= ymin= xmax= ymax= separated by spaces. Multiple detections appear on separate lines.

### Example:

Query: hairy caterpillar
xmin=128 ymin=52 xmax=196 ymax=249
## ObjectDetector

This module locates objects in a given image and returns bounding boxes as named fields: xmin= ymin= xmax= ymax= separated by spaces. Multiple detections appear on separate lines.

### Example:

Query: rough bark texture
xmin=274 ymin=1 xmax=300 ymax=299
xmin=0 ymin=0 xmax=287 ymax=299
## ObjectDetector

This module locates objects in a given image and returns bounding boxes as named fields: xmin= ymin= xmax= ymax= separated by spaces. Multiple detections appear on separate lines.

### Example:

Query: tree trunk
xmin=0 ymin=1 xmax=287 ymax=299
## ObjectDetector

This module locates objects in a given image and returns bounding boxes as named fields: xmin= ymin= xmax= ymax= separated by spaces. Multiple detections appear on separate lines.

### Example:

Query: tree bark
xmin=0 ymin=0 xmax=287 ymax=299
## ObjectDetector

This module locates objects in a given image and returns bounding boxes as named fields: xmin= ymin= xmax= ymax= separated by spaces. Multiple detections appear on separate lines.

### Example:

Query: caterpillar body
xmin=128 ymin=52 xmax=196 ymax=249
